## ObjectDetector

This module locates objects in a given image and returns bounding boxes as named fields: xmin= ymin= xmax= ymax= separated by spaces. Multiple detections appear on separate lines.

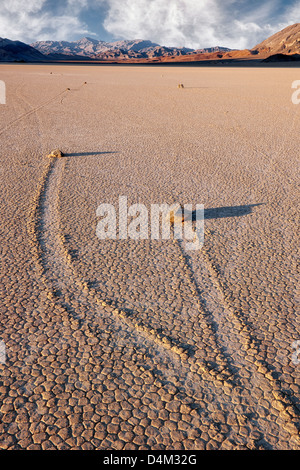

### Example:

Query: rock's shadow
xmin=64 ymin=151 xmax=118 ymax=157
xmin=204 ymin=203 xmax=264 ymax=220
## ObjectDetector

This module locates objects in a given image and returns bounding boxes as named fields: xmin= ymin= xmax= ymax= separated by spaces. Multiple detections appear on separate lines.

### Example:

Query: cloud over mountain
xmin=102 ymin=0 xmax=300 ymax=49
xmin=1 ymin=0 xmax=300 ymax=50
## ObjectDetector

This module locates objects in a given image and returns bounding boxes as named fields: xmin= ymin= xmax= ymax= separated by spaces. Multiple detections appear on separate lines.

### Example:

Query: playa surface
xmin=0 ymin=64 xmax=299 ymax=450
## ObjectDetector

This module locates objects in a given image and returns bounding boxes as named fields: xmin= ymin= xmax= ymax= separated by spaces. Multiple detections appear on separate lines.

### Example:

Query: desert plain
xmin=0 ymin=64 xmax=299 ymax=450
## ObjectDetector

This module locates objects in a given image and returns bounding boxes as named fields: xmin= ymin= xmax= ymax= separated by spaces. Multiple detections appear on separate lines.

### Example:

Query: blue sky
xmin=0 ymin=0 xmax=299 ymax=49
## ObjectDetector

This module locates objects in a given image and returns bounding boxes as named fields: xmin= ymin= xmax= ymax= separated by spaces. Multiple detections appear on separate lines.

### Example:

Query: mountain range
xmin=1 ymin=23 xmax=300 ymax=64
xmin=30 ymin=37 xmax=231 ymax=61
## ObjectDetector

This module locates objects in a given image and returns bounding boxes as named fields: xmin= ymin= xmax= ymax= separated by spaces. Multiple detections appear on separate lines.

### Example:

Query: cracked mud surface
xmin=0 ymin=65 xmax=299 ymax=449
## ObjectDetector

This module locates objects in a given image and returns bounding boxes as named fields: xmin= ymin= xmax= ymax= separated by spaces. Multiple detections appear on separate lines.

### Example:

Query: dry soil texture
xmin=0 ymin=64 xmax=299 ymax=450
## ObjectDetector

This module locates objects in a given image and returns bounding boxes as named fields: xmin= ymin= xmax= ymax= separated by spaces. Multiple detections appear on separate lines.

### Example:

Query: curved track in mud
xmin=28 ymin=156 xmax=235 ymax=385
xmin=27 ymin=153 xmax=299 ymax=447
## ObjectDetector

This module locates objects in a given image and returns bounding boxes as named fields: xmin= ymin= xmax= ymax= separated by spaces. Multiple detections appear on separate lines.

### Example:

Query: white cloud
xmin=0 ymin=0 xmax=298 ymax=48
xmin=0 ymin=0 xmax=92 ymax=42
xmin=4 ymin=0 xmax=46 ymax=14
xmin=232 ymin=21 xmax=276 ymax=49
xmin=103 ymin=0 xmax=224 ymax=48
xmin=283 ymin=0 xmax=300 ymax=22
xmin=102 ymin=0 xmax=298 ymax=49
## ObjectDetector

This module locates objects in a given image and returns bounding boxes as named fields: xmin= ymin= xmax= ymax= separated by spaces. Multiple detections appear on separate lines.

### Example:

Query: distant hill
xmin=253 ymin=23 xmax=300 ymax=55
xmin=0 ymin=38 xmax=45 ymax=62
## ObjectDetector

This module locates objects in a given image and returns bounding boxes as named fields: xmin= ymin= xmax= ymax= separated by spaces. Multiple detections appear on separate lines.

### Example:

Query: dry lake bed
xmin=0 ymin=64 xmax=299 ymax=450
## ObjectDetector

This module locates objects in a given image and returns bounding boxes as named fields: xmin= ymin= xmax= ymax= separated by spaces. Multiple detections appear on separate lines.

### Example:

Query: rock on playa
xmin=47 ymin=149 xmax=64 ymax=158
